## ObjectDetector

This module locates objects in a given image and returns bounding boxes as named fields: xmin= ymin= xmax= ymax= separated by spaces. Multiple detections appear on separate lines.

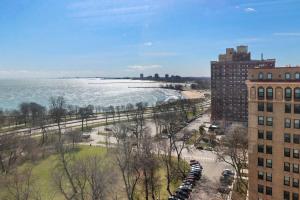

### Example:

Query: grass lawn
xmin=0 ymin=146 xmax=107 ymax=200
xmin=0 ymin=145 xmax=188 ymax=200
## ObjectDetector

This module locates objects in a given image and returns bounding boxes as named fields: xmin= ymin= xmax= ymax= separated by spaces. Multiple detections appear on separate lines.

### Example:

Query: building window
xmin=267 ymin=73 xmax=272 ymax=80
xmin=295 ymin=88 xmax=300 ymax=101
xmin=293 ymin=178 xmax=299 ymax=188
xmin=293 ymin=193 xmax=299 ymax=200
xmin=258 ymin=157 xmax=264 ymax=167
xmin=267 ymin=103 xmax=273 ymax=112
xmin=266 ymin=131 xmax=273 ymax=140
xmin=285 ymin=118 xmax=291 ymax=128
xmin=285 ymin=191 xmax=290 ymax=200
xmin=285 ymin=88 xmax=292 ymax=100
xmin=266 ymin=145 xmax=272 ymax=154
xmin=258 ymin=184 xmax=264 ymax=193
xmin=293 ymin=164 xmax=299 ymax=173
xmin=266 ymin=87 xmax=273 ymax=99
xmin=266 ymin=159 xmax=272 ymax=168
xmin=295 ymin=119 xmax=300 ymax=129
xmin=294 ymin=149 xmax=299 ymax=158
xmin=258 ymin=144 xmax=264 ymax=153
xmin=284 ymin=162 xmax=291 ymax=172
xmin=266 ymin=173 xmax=272 ymax=182
xmin=258 ymin=102 xmax=264 ymax=112
xmin=285 ymin=148 xmax=291 ymax=157
xmin=258 ymin=73 xmax=264 ymax=80
xmin=258 ymin=171 xmax=264 ymax=180
xmin=285 ymin=133 xmax=291 ymax=143
xmin=258 ymin=130 xmax=264 ymax=139
xmin=295 ymin=105 xmax=300 ymax=114
xmin=266 ymin=117 xmax=273 ymax=126
xmin=296 ymin=73 xmax=300 ymax=80
xmin=266 ymin=186 xmax=272 ymax=196
xmin=286 ymin=73 xmax=291 ymax=80
xmin=294 ymin=134 xmax=300 ymax=144
xmin=284 ymin=176 xmax=290 ymax=186
xmin=286 ymin=104 xmax=292 ymax=113
xmin=258 ymin=116 xmax=264 ymax=125
xmin=258 ymin=87 xmax=265 ymax=99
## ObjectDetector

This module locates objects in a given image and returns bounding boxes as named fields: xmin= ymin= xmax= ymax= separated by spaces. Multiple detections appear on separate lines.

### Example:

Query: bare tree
xmin=53 ymin=142 xmax=115 ymax=200
xmin=78 ymin=105 xmax=94 ymax=132
xmin=0 ymin=134 xmax=21 ymax=174
xmin=158 ymin=139 xmax=173 ymax=196
xmin=125 ymin=103 xmax=134 ymax=122
xmin=139 ymin=129 xmax=160 ymax=200
xmin=112 ymin=124 xmax=141 ymax=200
xmin=215 ymin=124 xmax=248 ymax=193
xmin=115 ymin=106 xmax=121 ymax=122
xmin=29 ymin=102 xmax=46 ymax=127
xmin=108 ymin=106 xmax=115 ymax=123
xmin=19 ymin=102 xmax=30 ymax=127
xmin=49 ymin=96 xmax=67 ymax=140
xmin=0 ymin=109 xmax=4 ymax=129
xmin=85 ymin=156 xmax=116 ymax=200
xmin=36 ymin=107 xmax=49 ymax=145
xmin=67 ymin=105 xmax=77 ymax=120
xmin=3 ymin=167 xmax=42 ymax=200
xmin=172 ymin=129 xmax=190 ymax=178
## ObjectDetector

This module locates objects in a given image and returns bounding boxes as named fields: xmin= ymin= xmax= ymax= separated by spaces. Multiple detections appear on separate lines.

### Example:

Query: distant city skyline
xmin=0 ymin=0 xmax=300 ymax=78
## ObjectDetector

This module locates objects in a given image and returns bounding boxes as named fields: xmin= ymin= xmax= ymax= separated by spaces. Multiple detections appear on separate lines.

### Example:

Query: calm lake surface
xmin=0 ymin=78 xmax=182 ymax=110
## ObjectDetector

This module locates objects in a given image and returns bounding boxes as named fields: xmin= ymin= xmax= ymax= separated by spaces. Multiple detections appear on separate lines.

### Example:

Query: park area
xmin=0 ymin=145 xmax=188 ymax=200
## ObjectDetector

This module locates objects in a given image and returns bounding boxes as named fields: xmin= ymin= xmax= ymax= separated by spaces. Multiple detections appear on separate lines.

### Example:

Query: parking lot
xmin=176 ymin=113 xmax=234 ymax=200
xmin=180 ymin=148 xmax=233 ymax=200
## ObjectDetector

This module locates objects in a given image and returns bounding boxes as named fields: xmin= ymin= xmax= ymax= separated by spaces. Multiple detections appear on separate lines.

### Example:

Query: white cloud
xmin=68 ymin=0 xmax=155 ymax=21
xmin=127 ymin=64 xmax=161 ymax=71
xmin=244 ymin=7 xmax=256 ymax=12
xmin=240 ymin=0 xmax=298 ymax=8
xmin=143 ymin=42 xmax=153 ymax=46
xmin=273 ymin=32 xmax=300 ymax=37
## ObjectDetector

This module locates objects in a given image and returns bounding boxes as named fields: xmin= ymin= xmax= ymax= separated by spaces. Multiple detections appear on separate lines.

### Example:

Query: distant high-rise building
xmin=140 ymin=73 xmax=144 ymax=79
xmin=211 ymin=46 xmax=276 ymax=127
xmin=154 ymin=73 xmax=159 ymax=79
xmin=165 ymin=74 xmax=169 ymax=79
xmin=247 ymin=66 xmax=300 ymax=200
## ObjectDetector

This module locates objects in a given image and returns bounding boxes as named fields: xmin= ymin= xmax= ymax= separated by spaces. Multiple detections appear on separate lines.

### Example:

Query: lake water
xmin=0 ymin=78 xmax=183 ymax=110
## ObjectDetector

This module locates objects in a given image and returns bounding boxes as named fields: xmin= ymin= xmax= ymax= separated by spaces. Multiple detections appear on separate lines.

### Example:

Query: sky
xmin=0 ymin=0 xmax=300 ymax=78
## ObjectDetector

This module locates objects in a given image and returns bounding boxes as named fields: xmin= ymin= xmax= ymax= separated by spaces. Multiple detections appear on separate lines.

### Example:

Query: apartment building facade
xmin=247 ymin=67 xmax=300 ymax=200
xmin=211 ymin=46 xmax=275 ymax=127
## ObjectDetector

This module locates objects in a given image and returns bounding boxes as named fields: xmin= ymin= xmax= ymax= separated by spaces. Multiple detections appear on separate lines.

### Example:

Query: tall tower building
xmin=211 ymin=46 xmax=276 ymax=127
xmin=247 ymin=67 xmax=300 ymax=200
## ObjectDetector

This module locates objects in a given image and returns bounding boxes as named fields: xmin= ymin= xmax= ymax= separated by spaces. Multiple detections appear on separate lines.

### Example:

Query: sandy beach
xmin=181 ymin=90 xmax=209 ymax=99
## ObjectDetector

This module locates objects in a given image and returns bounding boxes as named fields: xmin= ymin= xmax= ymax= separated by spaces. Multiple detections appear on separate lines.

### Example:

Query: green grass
xmin=0 ymin=146 xmax=188 ymax=200
xmin=0 ymin=146 xmax=107 ymax=200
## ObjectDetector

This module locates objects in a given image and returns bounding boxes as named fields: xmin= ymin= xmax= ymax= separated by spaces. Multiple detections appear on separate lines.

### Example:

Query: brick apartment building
xmin=247 ymin=67 xmax=300 ymax=200
xmin=211 ymin=46 xmax=276 ymax=127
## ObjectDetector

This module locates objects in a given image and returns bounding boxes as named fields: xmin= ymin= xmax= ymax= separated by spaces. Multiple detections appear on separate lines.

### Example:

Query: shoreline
xmin=181 ymin=90 xmax=206 ymax=99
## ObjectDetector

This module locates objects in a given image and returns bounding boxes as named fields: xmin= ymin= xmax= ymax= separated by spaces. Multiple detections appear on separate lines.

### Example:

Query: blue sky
xmin=0 ymin=0 xmax=300 ymax=78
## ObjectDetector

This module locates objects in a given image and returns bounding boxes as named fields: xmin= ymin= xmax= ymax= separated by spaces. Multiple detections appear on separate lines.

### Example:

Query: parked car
xmin=218 ymin=185 xmax=231 ymax=194
xmin=104 ymin=127 xmax=112 ymax=131
xmin=222 ymin=169 xmax=235 ymax=177
xmin=169 ymin=160 xmax=203 ymax=200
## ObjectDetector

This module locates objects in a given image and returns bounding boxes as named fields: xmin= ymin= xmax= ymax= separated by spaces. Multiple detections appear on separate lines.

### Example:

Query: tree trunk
xmin=144 ymin=169 xmax=149 ymax=200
